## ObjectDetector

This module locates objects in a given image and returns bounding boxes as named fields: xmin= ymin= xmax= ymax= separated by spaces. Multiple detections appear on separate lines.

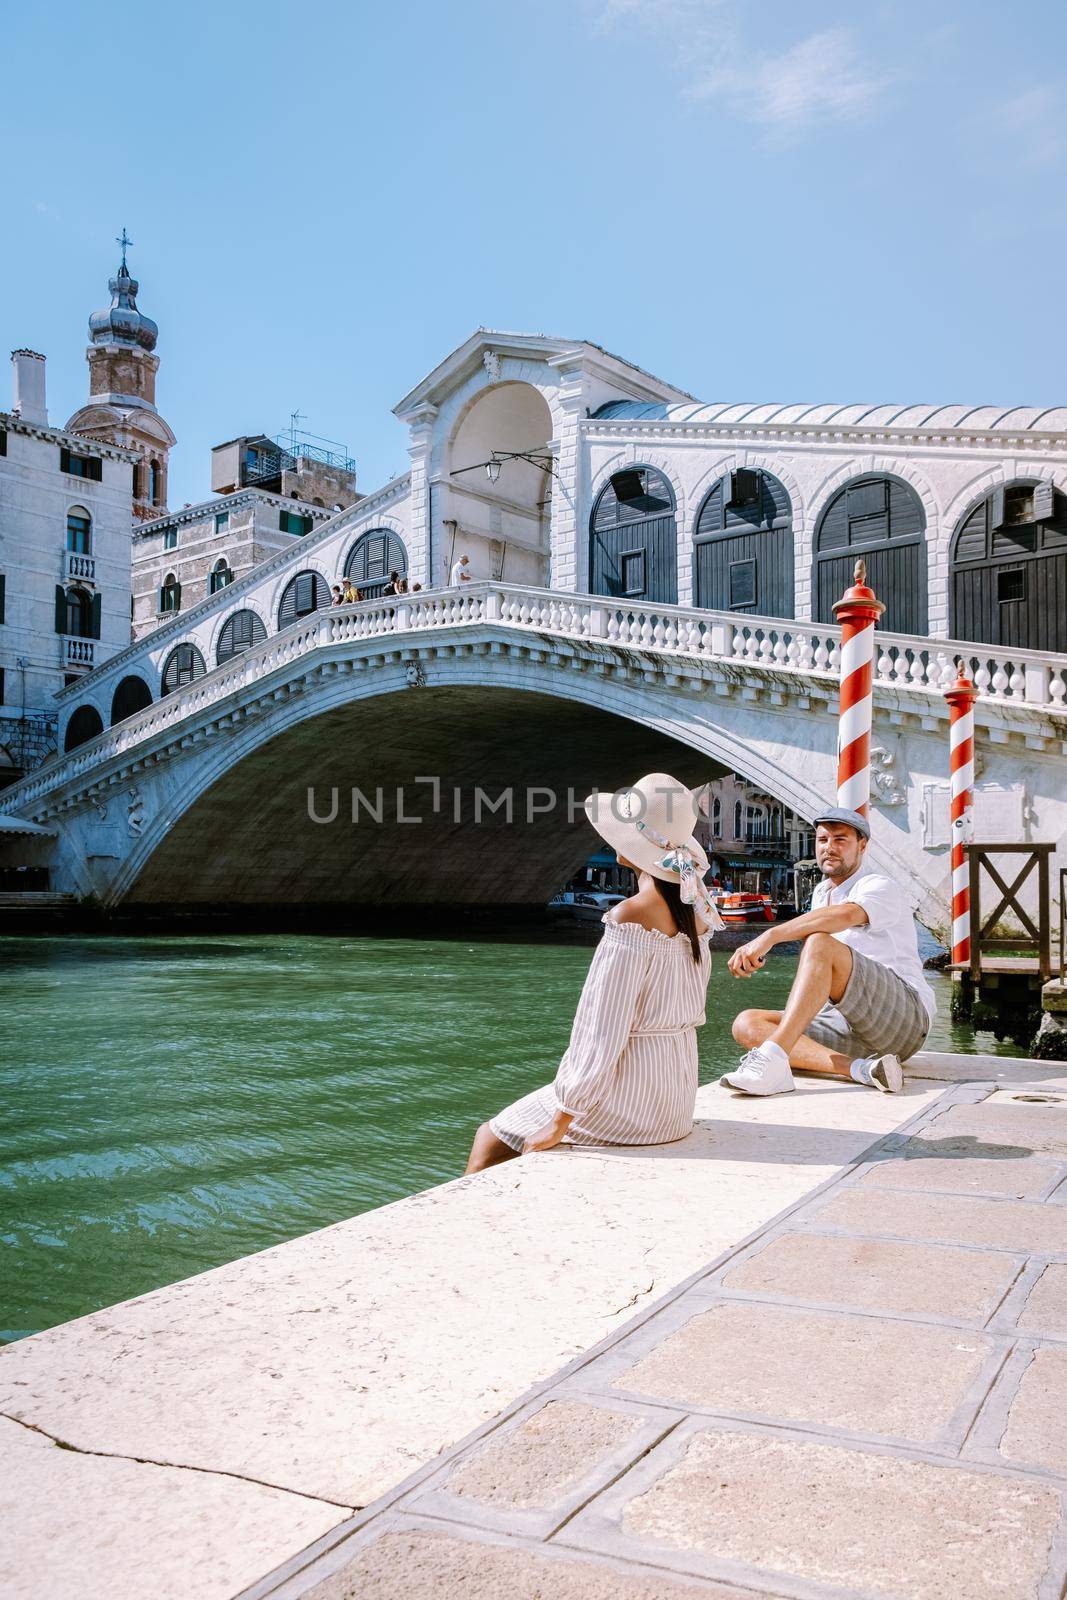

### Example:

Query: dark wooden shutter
xmin=0 ymin=573 xmax=5 ymax=625
xmin=729 ymin=469 xmax=761 ymax=507
xmin=1033 ymin=482 xmax=1055 ymax=521
xmin=55 ymin=584 xmax=66 ymax=633
xmin=90 ymin=593 xmax=102 ymax=639
xmin=60 ymin=447 xmax=71 ymax=474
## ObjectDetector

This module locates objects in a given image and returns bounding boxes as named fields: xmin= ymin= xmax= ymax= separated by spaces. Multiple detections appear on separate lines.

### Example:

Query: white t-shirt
xmin=811 ymin=866 xmax=937 ymax=1023
xmin=450 ymin=560 xmax=470 ymax=585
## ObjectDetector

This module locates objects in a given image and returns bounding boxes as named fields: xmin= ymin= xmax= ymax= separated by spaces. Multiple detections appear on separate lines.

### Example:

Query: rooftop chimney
xmin=11 ymin=349 xmax=48 ymax=426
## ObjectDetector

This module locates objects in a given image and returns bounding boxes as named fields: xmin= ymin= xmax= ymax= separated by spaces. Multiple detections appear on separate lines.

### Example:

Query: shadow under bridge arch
xmin=122 ymin=686 xmax=749 ymax=910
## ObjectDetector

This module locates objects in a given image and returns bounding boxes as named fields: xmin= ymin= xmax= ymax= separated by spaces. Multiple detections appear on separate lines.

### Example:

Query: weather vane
xmin=116 ymin=228 xmax=133 ymax=270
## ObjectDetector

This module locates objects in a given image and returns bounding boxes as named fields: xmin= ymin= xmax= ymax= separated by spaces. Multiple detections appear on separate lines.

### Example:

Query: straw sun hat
xmin=585 ymin=773 xmax=719 ymax=926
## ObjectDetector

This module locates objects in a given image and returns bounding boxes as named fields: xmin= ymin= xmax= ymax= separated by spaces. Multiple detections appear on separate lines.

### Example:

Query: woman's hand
xmin=728 ymin=930 xmax=775 ymax=979
xmin=522 ymin=1112 xmax=571 ymax=1154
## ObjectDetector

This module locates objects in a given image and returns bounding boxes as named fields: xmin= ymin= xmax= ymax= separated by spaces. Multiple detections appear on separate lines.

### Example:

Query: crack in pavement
xmin=610 ymin=1278 xmax=656 ymax=1316
xmin=0 ymin=1411 xmax=359 ymax=1513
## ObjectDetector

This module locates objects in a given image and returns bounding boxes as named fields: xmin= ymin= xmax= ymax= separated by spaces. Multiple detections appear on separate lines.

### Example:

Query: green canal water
xmin=0 ymin=927 xmax=1015 ymax=1343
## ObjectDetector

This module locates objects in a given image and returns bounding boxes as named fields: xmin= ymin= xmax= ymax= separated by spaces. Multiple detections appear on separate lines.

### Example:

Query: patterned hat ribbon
xmin=634 ymin=820 xmax=724 ymax=929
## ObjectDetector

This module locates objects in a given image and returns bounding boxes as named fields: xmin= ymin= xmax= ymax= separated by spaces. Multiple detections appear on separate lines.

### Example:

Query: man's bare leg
xmin=731 ymin=935 xmax=857 ymax=1081
xmin=732 ymin=1008 xmax=854 ymax=1081
xmin=465 ymin=1122 xmax=521 ymax=1175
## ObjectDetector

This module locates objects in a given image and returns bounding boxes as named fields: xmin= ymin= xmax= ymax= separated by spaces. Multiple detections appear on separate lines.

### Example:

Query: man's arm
xmin=727 ymin=900 xmax=867 ymax=978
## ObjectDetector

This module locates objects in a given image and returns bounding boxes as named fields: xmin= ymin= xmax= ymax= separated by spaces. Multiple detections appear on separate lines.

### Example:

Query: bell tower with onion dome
xmin=66 ymin=230 xmax=177 ymax=522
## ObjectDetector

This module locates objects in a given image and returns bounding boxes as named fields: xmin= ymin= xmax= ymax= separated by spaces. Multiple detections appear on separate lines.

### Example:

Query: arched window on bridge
xmin=589 ymin=467 xmax=677 ymax=603
xmin=278 ymin=570 xmax=331 ymax=628
xmin=813 ymin=475 xmax=927 ymax=634
xmin=950 ymin=480 xmax=1067 ymax=651
xmin=110 ymin=675 xmax=153 ymax=726
xmin=693 ymin=469 xmax=793 ymax=616
xmin=216 ymin=609 xmax=267 ymax=665
xmin=66 ymin=506 xmax=92 ymax=554
xmin=64 ymin=704 xmax=104 ymax=751
xmin=161 ymin=642 xmax=207 ymax=695
xmin=344 ymin=530 xmax=408 ymax=599
xmin=209 ymin=558 xmax=234 ymax=595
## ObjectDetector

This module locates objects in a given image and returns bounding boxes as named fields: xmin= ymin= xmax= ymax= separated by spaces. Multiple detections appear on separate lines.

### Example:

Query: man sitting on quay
xmin=723 ymin=806 xmax=936 ymax=1096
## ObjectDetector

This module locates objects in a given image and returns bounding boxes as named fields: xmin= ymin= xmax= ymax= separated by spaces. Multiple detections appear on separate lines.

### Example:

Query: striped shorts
xmin=806 ymin=946 xmax=930 ymax=1063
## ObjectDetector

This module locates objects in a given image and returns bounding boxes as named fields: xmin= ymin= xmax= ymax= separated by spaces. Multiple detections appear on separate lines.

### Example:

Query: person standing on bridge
xmin=450 ymin=552 xmax=472 ymax=587
xmin=465 ymin=773 xmax=724 ymax=1173
xmin=723 ymin=806 xmax=936 ymax=1096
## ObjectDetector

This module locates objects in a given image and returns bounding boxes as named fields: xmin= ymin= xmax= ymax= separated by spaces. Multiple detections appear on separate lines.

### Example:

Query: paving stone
xmin=301 ymin=1527 xmax=742 ymax=1599
xmin=918 ymin=1101 xmax=1067 ymax=1158
xmin=1016 ymin=1263 xmax=1067 ymax=1340
xmin=860 ymin=1149 xmax=1062 ymax=1198
xmin=722 ymin=1232 xmax=1018 ymax=1320
xmin=999 ymin=1347 xmax=1067 ymax=1474
xmin=613 ymin=1302 xmax=991 ymax=1441
xmin=446 ymin=1400 xmax=643 ymax=1510
xmin=620 ymin=1428 xmax=1060 ymax=1600
xmin=813 ymin=1188 xmax=1067 ymax=1255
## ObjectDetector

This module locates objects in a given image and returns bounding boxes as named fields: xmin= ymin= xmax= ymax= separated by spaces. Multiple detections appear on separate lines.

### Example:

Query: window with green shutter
xmin=280 ymin=510 xmax=313 ymax=536
xmin=60 ymin=447 xmax=102 ymax=481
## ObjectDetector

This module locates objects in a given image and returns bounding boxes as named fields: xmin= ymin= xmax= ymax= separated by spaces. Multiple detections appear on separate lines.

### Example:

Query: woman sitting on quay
xmin=466 ymin=773 xmax=723 ymax=1172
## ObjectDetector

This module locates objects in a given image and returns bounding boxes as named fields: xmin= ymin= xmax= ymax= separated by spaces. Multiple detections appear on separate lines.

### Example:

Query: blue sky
xmin=5 ymin=0 xmax=1066 ymax=509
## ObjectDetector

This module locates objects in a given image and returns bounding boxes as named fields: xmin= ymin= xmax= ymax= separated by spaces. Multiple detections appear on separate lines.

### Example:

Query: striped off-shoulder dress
xmin=489 ymin=910 xmax=714 ymax=1151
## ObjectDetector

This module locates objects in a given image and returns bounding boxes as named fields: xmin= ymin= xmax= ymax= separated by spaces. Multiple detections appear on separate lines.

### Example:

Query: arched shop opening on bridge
xmin=813 ymin=474 xmax=927 ymax=634
xmin=278 ymin=571 xmax=331 ymax=626
xmin=589 ymin=467 xmax=677 ymax=603
xmin=950 ymin=479 xmax=1067 ymax=652
xmin=344 ymin=530 xmax=408 ymax=599
xmin=161 ymin=643 xmax=207 ymax=695
xmin=693 ymin=468 xmax=794 ymax=617
xmin=217 ymin=609 xmax=267 ymax=664
xmin=443 ymin=380 xmax=554 ymax=586
xmin=110 ymin=674 xmax=152 ymax=725
xmin=64 ymin=704 xmax=104 ymax=751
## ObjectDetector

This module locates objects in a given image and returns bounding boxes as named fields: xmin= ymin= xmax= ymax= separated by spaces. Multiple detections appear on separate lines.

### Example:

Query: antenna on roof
xmin=288 ymin=409 xmax=306 ymax=454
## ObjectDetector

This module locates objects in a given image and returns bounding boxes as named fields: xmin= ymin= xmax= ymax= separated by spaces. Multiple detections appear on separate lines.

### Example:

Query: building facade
xmin=131 ymin=490 xmax=339 ymax=641
xmin=693 ymin=775 xmax=815 ymax=900
xmin=0 ymin=351 xmax=137 ymax=785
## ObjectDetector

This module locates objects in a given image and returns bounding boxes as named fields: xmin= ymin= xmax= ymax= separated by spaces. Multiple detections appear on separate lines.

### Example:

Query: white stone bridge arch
xmin=3 ymin=584 xmax=1065 ymax=933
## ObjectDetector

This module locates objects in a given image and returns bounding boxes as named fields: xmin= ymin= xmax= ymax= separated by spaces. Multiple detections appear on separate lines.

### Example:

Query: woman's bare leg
xmin=465 ymin=1122 xmax=521 ymax=1175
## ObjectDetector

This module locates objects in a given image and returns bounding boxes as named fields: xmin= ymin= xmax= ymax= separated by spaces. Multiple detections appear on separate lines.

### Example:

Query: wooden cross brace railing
xmin=965 ymin=842 xmax=1054 ymax=982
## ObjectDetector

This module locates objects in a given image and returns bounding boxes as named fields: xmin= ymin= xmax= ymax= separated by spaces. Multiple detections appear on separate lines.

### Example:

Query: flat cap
xmin=812 ymin=805 xmax=871 ymax=840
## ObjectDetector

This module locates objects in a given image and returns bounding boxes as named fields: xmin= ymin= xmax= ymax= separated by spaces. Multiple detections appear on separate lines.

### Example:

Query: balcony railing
xmin=64 ymin=637 xmax=95 ymax=669
xmin=66 ymin=551 xmax=96 ymax=584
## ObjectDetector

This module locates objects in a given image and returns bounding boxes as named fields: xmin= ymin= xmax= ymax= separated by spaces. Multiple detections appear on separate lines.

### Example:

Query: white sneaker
xmin=722 ymin=1045 xmax=796 ymax=1096
xmin=867 ymin=1053 xmax=903 ymax=1094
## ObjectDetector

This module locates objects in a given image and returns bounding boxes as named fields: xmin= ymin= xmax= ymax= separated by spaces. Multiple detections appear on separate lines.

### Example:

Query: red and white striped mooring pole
xmin=944 ymin=667 xmax=978 ymax=968
xmin=832 ymin=560 xmax=885 ymax=818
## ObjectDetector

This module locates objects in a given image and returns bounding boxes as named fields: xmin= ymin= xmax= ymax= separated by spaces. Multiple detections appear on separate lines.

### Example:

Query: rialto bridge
xmin=2 ymin=578 xmax=1065 ymax=931
xmin=3 ymin=331 xmax=1066 ymax=926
